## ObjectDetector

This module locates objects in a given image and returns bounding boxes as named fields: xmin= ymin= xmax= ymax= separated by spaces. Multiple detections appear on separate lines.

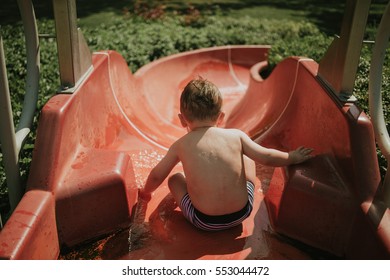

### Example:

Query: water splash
xmin=127 ymin=149 xmax=169 ymax=252
xmin=128 ymin=198 xmax=149 ymax=252
xmin=130 ymin=149 xmax=165 ymax=188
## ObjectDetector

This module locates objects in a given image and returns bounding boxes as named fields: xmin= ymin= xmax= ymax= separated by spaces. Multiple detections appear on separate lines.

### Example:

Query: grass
xmin=1 ymin=0 xmax=385 ymax=36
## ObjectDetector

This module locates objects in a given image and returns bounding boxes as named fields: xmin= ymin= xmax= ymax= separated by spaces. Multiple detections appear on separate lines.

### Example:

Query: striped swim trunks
xmin=179 ymin=181 xmax=255 ymax=231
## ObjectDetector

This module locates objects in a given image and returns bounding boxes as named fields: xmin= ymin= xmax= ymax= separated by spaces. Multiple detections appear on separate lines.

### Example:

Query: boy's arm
xmin=239 ymin=131 xmax=313 ymax=166
xmin=138 ymin=143 xmax=180 ymax=201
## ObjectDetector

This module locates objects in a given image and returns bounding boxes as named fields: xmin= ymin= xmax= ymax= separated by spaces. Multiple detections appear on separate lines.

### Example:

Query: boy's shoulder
xmin=174 ymin=127 xmax=244 ymax=145
xmin=215 ymin=127 xmax=245 ymax=137
xmin=221 ymin=127 xmax=244 ymax=134
xmin=170 ymin=127 xmax=247 ymax=156
xmin=193 ymin=127 xmax=244 ymax=140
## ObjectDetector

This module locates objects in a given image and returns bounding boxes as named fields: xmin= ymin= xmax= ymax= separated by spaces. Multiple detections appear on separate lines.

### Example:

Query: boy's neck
xmin=188 ymin=120 xmax=217 ymax=132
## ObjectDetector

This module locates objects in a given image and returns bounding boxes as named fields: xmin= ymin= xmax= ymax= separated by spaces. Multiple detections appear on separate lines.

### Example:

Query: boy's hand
xmin=289 ymin=146 xmax=314 ymax=164
xmin=138 ymin=188 xmax=152 ymax=202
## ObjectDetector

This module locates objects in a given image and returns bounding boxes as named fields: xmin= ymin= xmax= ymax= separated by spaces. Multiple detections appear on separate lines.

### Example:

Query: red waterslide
xmin=0 ymin=46 xmax=388 ymax=259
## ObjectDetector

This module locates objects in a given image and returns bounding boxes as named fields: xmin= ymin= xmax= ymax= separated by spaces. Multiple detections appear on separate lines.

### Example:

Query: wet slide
xmin=0 ymin=46 xmax=388 ymax=259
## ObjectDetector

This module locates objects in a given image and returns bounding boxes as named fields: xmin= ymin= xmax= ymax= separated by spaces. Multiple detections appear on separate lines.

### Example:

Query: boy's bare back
xmin=172 ymin=126 xmax=249 ymax=215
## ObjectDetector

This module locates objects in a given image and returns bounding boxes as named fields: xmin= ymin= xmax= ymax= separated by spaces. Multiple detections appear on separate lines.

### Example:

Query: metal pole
xmin=0 ymin=0 xmax=41 ymax=213
xmin=0 ymin=35 xmax=23 ymax=211
xmin=16 ymin=0 xmax=40 ymax=154
xmin=369 ymin=1 xmax=390 ymax=207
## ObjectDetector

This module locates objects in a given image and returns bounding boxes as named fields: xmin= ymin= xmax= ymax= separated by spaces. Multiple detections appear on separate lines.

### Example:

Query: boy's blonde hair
xmin=180 ymin=78 xmax=222 ymax=122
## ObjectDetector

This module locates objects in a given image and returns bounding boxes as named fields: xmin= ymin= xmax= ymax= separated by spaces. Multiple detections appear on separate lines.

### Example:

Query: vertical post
xmin=16 ymin=0 xmax=40 ymax=153
xmin=318 ymin=0 xmax=371 ymax=102
xmin=0 ymin=35 xmax=23 ymax=211
xmin=369 ymin=1 xmax=390 ymax=207
xmin=52 ymin=0 xmax=92 ymax=90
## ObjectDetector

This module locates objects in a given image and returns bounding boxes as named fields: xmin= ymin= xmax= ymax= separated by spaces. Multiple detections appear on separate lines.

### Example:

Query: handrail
xmin=0 ymin=0 xmax=40 ymax=212
xmin=0 ymin=35 xmax=23 ymax=212
xmin=16 ymin=0 xmax=40 ymax=153
xmin=369 ymin=1 xmax=390 ymax=207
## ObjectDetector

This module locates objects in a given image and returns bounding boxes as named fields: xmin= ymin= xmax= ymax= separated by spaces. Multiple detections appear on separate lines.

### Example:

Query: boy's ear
xmin=217 ymin=111 xmax=225 ymax=126
xmin=178 ymin=113 xmax=188 ymax=128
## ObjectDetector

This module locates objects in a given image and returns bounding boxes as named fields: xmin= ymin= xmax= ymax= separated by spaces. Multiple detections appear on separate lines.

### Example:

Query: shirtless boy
xmin=139 ymin=78 xmax=313 ymax=231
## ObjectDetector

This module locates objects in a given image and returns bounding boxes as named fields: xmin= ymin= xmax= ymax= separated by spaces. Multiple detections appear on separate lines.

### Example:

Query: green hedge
xmin=0 ymin=14 xmax=388 ymax=218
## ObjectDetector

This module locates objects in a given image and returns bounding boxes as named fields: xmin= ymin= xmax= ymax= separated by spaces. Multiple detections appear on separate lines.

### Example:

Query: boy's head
xmin=179 ymin=78 xmax=223 ymax=123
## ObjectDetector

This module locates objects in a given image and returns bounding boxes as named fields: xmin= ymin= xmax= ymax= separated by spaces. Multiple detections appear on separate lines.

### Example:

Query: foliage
xmin=83 ymin=15 xmax=329 ymax=72
xmin=0 ymin=10 xmax=389 ymax=219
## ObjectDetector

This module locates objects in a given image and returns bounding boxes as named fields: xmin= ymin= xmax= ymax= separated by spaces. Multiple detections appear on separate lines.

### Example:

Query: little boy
xmin=139 ymin=78 xmax=313 ymax=231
